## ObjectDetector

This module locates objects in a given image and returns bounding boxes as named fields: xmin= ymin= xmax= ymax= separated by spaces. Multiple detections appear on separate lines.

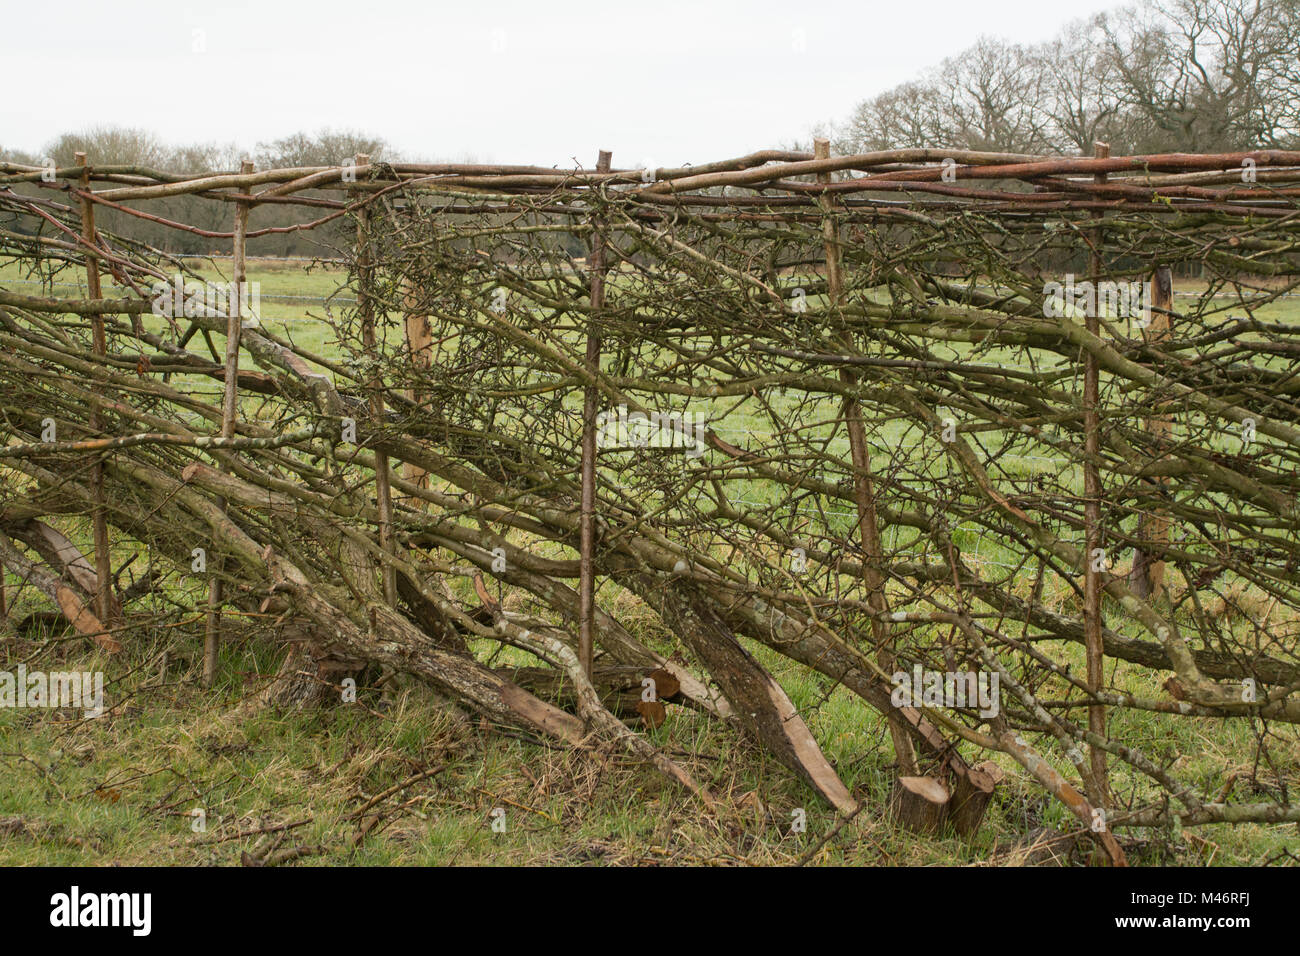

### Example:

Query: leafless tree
xmin=836 ymin=0 xmax=1300 ymax=154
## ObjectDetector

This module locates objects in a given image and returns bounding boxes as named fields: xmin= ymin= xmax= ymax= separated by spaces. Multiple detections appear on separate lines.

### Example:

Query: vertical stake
xmin=815 ymin=138 xmax=918 ymax=775
xmin=579 ymin=149 xmax=613 ymax=679
xmin=204 ymin=157 xmax=253 ymax=687
xmin=355 ymin=155 xmax=398 ymax=605
xmin=1084 ymin=142 xmax=1110 ymax=814
xmin=75 ymin=152 xmax=115 ymax=633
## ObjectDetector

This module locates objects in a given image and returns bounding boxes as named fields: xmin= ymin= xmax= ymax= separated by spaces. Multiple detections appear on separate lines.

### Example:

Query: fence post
xmin=1130 ymin=266 xmax=1173 ymax=598
xmin=74 ymin=151 xmax=115 ymax=634
xmin=75 ymin=152 xmax=115 ymax=631
xmin=579 ymin=149 xmax=613 ymax=679
xmin=354 ymin=155 xmax=398 ymax=605
xmin=814 ymin=138 xmax=918 ymax=776
xmin=1084 ymin=142 xmax=1110 ymax=814
xmin=204 ymin=157 xmax=254 ymax=686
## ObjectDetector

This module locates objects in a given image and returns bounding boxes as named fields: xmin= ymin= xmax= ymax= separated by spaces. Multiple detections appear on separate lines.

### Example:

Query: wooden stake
xmin=75 ymin=152 xmax=115 ymax=630
xmin=204 ymin=158 xmax=254 ymax=687
xmin=1084 ymin=142 xmax=1110 ymax=811
xmin=354 ymin=155 xmax=397 ymax=605
xmin=578 ymin=149 xmax=612 ymax=679
xmin=815 ymin=138 xmax=918 ymax=776
xmin=1131 ymin=265 xmax=1173 ymax=599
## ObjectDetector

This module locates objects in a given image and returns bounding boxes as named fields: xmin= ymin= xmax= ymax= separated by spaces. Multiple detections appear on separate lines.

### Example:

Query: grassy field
xmin=2 ymin=613 xmax=1293 ymax=865
xmin=2 ymin=259 xmax=1298 ymax=866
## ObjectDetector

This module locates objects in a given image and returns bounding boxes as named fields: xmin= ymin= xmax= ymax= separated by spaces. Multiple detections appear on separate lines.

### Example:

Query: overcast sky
xmin=3 ymin=0 xmax=1122 ymax=167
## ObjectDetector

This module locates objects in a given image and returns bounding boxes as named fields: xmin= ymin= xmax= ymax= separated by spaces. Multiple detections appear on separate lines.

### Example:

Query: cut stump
xmin=948 ymin=760 xmax=1005 ymax=837
xmin=891 ymin=775 xmax=950 ymax=833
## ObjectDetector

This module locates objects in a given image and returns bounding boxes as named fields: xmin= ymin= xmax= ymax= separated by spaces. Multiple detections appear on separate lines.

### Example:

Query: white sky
xmin=2 ymin=0 xmax=1121 ymax=167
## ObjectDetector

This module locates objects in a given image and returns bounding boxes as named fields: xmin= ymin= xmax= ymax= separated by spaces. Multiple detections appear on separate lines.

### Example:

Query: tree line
xmin=830 ymin=0 xmax=1299 ymax=155
xmin=1 ymin=130 xmax=389 ymax=258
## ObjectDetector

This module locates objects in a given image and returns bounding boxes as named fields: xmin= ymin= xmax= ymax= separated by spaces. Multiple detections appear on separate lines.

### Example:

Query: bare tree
xmin=1037 ymin=16 xmax=1126 ymax=153
xmin=254 ymin=129 xmax=388 ymax=170
xmin=935 ymin=37 xmax=1055 ymax=152
xmin=836 ymin=0 xmax=1300 ymax=155
xmin=838 ymin=81 xmax=949 ymax=152
xmin=1101 ymin=0 xmax=1299 ymax=150
xmin=838 ymin=39 xmax=1053 ymax=154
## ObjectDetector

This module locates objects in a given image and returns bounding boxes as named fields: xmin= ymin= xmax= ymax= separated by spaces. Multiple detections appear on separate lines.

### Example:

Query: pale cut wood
xmin=998 ymin=731 xmax=1127 ymax=866
xmin=4 ymin=519 xmax=122 ymax=620
xmin=0 ymin=532 xmax=120 ymax=652
xmin=649 ymin=577 xmax=858 ymax=814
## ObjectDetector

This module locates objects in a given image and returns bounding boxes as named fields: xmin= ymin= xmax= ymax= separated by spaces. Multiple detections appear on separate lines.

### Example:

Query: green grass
xmin=2 ymin=615 xmax=1294 ymax=865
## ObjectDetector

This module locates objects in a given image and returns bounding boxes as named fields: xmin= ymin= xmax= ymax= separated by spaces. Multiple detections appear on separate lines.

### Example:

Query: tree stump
xmin=948 ymin=760 xmax=1005 ymax=836
xmin=239 ymin=634 xmax=363 ymax=713
xmin=891 ymin=775 xmax=951 ymax=833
